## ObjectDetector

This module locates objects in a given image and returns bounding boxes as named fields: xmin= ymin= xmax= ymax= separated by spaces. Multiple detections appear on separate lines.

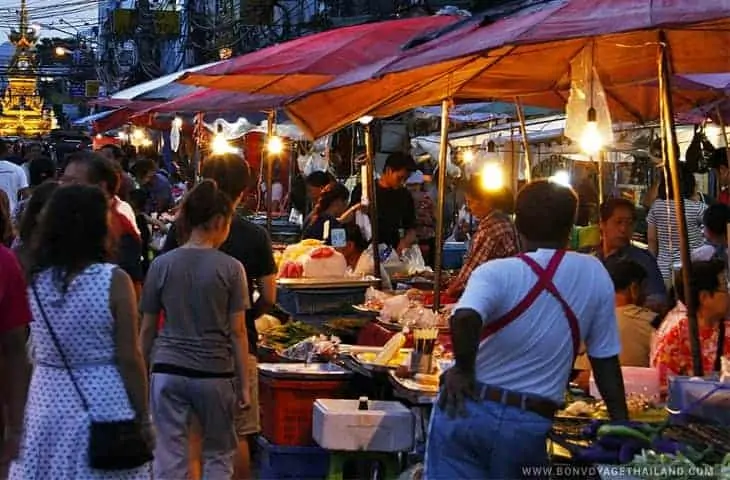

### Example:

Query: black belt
xmin=477 ymin=384 xmax=559 ymax=420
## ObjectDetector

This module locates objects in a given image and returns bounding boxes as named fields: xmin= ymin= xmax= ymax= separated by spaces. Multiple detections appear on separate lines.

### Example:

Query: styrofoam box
xmin=312 ymin=399 xmax=414 ymax=452
xmin=590 ymin=367 xmax=660 ymax=402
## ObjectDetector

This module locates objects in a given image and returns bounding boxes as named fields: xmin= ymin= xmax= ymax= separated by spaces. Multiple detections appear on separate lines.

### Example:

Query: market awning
xmin=178 ymin=14 xmax=463 ymax=95
xmin=284 ymin=0 xmax=730 ymax=138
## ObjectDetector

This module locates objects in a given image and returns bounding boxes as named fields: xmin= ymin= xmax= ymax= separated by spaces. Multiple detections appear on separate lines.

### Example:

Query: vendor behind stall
xmin=445 ymin=175 xmax=518 ymax=298
xmin=350 ymin=152 xmax=417 ymax=254
xmin=340 ymin=223 xmax=392 ymax=290
xmin=596 ymin=198 xmax=667 ymax=314
xmin=428 ymin=180 xmax=627 ymax=479
xmin=302 ymin=183 xmax=349 ymax=243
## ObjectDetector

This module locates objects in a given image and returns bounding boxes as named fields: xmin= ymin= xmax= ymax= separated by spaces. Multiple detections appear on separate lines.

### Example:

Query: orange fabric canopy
xmin=283 ymin=0 xmax=730 ymax=138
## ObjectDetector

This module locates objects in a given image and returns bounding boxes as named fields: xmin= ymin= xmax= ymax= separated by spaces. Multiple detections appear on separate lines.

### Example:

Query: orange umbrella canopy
xmin=178 ymin=14 xmax=461 ymax=96
xmin=284 ymin=0 xmax=730 ymax=139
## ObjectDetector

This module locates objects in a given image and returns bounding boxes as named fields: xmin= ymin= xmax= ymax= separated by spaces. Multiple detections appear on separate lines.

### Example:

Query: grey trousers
xmin=151 ymin=373 xmax=238 ymax=480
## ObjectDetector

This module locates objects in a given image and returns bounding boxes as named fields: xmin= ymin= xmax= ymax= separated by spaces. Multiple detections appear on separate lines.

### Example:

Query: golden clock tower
xmin=0 ymin=0 xmax=53 ymax=137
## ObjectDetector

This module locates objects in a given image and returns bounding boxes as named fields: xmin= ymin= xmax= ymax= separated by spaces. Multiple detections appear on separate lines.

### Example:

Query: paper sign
xmin=331 ymin=228 xmax=346 ymax=248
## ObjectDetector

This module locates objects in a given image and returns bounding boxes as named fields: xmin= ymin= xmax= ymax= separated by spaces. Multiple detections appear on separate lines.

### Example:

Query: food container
xmin=442 ymin=242 xmax=467 ymax=270
xmin=256 ymin=435 xmax=330 ymax=479
xmin=258 ymin=363 xmax=353 ymax=446
xmin=312 ymin=399 xmax=414 ymax=452
xmin=590 ymin=367 xmax=660 ymax=402
xmin=277 ymin=279 xmax=380 ymax=315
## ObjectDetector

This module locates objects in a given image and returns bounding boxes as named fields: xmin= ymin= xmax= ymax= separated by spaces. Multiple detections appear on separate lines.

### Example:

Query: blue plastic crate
xmin=256 ymin=435 xmax=330 ymax=479
xmin=277 ymin=287 xmax=367 ymax=315
xmin=442 ymin=242 xmax=467 ymax=270
xmin=667 ymin=376 xmax=730 ymax=426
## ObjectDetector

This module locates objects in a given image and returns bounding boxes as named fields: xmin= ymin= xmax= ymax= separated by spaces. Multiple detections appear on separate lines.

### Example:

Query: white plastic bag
xmin=355 ymin=210 xmax=372 ymax=242
xmin=564 ymin=46 xmax=614 ymax=150
xmin=381 ymin=295 xmax=410 ymax=322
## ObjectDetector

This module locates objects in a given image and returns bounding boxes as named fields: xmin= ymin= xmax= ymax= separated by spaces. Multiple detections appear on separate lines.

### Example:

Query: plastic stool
xmin=327 ymin=451 xmax=402 ymax=480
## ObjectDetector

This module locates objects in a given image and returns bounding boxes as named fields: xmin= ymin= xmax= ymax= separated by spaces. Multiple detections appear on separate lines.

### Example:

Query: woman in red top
xmin=652 ymin=260 xmax=730 ymax=386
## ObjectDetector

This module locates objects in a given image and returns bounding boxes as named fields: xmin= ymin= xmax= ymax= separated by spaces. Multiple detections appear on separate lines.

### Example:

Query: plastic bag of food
xmin=381 ymin=295 xmax=410 ymax=322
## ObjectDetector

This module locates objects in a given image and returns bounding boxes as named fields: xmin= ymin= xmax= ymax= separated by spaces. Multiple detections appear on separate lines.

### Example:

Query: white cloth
xmin=10 ymin=263 xmax=150 ymax=479
xmin=354 ymin=245 xmax=393 ymax=291
xmin=115 ymin=196 xmax=141 ymax=236
xmin=0 ymin=160 xmax=28 ymax=212
xmin=457 ymin=249 xmax=621 ymax=403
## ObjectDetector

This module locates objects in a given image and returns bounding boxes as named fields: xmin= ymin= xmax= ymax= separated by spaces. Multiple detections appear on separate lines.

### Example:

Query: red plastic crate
xmin=259 ymin=375 xmax=349 ymax=446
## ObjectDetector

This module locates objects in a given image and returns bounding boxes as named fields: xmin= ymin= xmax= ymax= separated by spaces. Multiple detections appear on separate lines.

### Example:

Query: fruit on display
xmin=279 ymin=260 xmax=304 ymax=279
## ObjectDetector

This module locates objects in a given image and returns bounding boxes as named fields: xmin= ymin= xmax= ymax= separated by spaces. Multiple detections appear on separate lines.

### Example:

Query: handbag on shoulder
xmin=31 ymin=281 xmax=153 ymax=471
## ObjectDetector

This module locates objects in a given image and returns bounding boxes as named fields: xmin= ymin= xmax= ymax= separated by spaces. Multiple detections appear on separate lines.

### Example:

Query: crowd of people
xmin=0 ymin=132 xmax=729 ymax=479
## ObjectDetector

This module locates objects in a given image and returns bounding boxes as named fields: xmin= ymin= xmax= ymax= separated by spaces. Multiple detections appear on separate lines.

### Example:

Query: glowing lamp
xmin=132 ymin=128 xmax=145 ymax=141
xmin=549 ymin=170 xmax=571 ymax=187
xmin=358 ymin=115 xmax=374 ymax=125
xmin=579 ymin=107 xmax=603 ymax=155
xmin=480 ymin=163 xmax=503 ymax=191
xmin=211 ymin=134 xmax=231 ymax=155
xmin=462 ymin=149 xmax=475 ymax=164
xmin=54 ymin=46 xmax=66 ymax=56
xmin=267 ymin=136 xmax=284 ymax=155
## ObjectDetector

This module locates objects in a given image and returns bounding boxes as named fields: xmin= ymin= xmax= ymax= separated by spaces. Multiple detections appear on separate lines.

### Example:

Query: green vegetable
xmin=597 ymin=425 xmax=652 ymax=444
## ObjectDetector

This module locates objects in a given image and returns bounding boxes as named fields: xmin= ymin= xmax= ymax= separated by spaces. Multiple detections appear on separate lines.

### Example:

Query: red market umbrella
xmin=178 ymin=14 xmax=462 ymax=95
xmin=284 ymin=0 xmax=730 ymax=138
xmin=133 ymin=88 xmax=290 ymax=115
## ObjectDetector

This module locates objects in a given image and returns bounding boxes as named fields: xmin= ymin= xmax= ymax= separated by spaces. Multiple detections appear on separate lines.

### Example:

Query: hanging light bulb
xmin=211 ymin=124 xmax=232 ymax=155
xmin=267 ymin=136 xmax=284 ymax=155
xmin=579 ymin=107 xmax=603 ymax=155
xmin=132 ymin=128 xmax=145 ymax=141
xmin=549 ymin=170 xmax=571 ymax=187
xmin=462 ymin=149 xmax=475 ymax=164
xmin=480 ymin=162 xmax=504 ymax=191
xmin=173 ymin=116 xmax=183 ymax=129
xmin=358 ymin=115 xmax=374 ymax=125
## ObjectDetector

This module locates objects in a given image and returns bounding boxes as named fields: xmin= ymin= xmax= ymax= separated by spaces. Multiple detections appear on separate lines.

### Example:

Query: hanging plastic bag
xmin=564 ymin=46 xmax=614 ymax=151
xmin=355 ymin=210 xmax=372 ymax=242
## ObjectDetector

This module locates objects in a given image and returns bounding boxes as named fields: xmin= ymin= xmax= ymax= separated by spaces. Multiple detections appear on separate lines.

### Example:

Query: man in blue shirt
xmin=597 ymin=198 xmax=667 ymax=315
xmin=428 ymin=180 xmax=627 ymax=479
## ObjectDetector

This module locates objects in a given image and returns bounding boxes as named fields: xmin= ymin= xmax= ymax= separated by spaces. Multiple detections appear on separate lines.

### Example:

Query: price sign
xmin=331 ymin=228 xmax=346 ymax=248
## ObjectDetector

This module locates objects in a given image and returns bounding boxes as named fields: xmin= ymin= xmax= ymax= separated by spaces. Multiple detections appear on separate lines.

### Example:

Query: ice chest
xmin=312 ymin=399 xmax=414 ymax=452
xmin=442 ymin=242 xmax=467 ymax=270
xmin=590 ymin=367 xmax=660 ymax=402
xmin=667 ymin=376 xmax=730 ymax=426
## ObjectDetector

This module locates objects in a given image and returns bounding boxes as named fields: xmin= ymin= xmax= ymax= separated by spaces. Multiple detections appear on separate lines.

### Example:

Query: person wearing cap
xmin=351 ymin=152 xmax=418 ymax=254
xmin=445 ymin=175 xmax=519 ymax=298
xmin=406 ymin=170 xmax=436 ymax=267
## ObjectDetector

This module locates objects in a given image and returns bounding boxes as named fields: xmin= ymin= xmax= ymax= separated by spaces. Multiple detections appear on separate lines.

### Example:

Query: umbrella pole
xmin=658 ymin=35 xmax=703 ymax=377
xmin=266 ymin=110 xmax=275 ymax=233
xmin=364 ymin=122 xmax=382 ymax=288
xmin=515 ymin=97 xmax=532 ymax=182
xmin=432 ymin=99 xmax=451 ymax=312
xmin=598 ymin=152 xmax=604 ymax=203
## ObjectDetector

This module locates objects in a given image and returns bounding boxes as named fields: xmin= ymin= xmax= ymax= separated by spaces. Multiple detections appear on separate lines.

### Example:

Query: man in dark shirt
xmin=162 ymin=153 xmax=276 ymax=479
xmin=61 ymin=152 xmax=144 ymax=294
xmin=130 ymin=158 xmax=174 ymax=214
xmin=351 ymin=152 xmax=417 ymax=254
xmin=596 ymin=198 xmax=667 ymax=315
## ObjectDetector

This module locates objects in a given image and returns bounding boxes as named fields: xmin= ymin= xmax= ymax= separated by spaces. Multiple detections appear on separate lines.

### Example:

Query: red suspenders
xmin=479 ymin=250 xmax=581 ymax=363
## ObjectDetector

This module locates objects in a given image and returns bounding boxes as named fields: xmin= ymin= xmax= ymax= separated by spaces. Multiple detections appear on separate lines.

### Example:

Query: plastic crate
xmin=256 ymin=435 xmax=329 ymax=480
xmin=442 ymin=242 xmax=467 ymax=270
xmin=259 ymin=374 xmax=350 ymax=446
xmin=668 ymin=376 xmax=730 ymax=426
xmin=278 ymin=287 xmax=367 ymax=315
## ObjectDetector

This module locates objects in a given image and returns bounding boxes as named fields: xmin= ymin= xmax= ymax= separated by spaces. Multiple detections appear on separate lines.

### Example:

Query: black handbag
xmin=30 ymin=281 xmax=153 ymax=471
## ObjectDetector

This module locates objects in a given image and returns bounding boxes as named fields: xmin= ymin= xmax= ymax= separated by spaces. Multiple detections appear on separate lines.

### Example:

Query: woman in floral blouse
xmin=651 ymin=260 xmax=730 ymax=387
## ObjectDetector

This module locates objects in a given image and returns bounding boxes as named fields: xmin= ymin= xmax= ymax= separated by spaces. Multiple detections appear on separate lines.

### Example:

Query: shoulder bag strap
xmin=30 ymin=281 xmax=90 ymax=412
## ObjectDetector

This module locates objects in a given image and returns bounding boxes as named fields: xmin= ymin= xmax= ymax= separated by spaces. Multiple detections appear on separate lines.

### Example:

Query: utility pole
xmin=136 ymin=0 xmax=158 ymax=81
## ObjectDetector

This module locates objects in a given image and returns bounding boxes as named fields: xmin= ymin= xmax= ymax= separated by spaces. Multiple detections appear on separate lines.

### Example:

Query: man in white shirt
xmin=426 ymin=180 xmax=627 ymax=479
xmin=0 ymin=141 xmax=28 ymax=213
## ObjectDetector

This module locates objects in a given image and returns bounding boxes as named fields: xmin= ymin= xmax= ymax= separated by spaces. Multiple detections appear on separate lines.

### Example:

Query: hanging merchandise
xmin=564 ymin=45 xmax=614 ymax=155
xmin=297 ymin=136 xmax=330 ymax=177
xmin=170 ymin=116 xmax=182 ymax=153
xmin=203 ymin=117 xmax=256 ymax=140
xmin=685 ymin=124 xmax=716 ymax=174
